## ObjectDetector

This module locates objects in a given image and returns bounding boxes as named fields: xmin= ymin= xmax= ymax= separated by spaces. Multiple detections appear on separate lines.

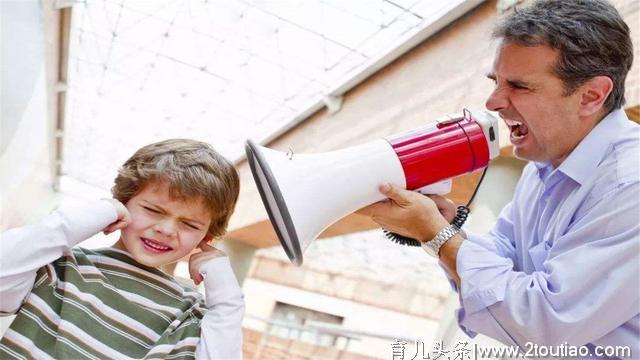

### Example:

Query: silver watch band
xmin=421 ymin=225 xmax=460 ymax=257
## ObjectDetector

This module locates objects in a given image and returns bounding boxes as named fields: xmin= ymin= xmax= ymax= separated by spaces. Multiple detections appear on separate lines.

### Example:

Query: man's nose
xmin=485 ymin=87 xmax=509 ymax=112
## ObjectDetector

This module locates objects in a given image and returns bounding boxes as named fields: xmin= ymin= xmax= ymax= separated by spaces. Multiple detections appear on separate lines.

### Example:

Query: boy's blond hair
xmin=112 ymin=139 xmax=239 ymax=237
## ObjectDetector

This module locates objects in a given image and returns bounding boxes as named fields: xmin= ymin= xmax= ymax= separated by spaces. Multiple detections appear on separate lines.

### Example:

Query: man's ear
xmin=578 ymin=76 xmax=613 ymax=117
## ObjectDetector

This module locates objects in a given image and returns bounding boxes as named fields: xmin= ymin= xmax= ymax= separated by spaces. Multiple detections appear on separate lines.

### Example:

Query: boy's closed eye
xmin=182 ymin=221 xmax=200 ymax=230
xmin=143 ymin=206 xmax=161 ymax=214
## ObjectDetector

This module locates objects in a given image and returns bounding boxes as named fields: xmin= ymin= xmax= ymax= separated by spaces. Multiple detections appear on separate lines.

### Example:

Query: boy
xmin=0 ymin=139 xmax=244 ymax=359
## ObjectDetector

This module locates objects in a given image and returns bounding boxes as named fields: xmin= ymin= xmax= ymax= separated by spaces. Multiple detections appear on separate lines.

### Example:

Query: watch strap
xmin=421 ymin=225 xmax=460 ymax=257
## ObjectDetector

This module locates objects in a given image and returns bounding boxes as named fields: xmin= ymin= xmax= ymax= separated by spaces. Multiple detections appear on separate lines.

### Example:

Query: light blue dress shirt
xmin=455 ymin=109 xmax=640 ymax=358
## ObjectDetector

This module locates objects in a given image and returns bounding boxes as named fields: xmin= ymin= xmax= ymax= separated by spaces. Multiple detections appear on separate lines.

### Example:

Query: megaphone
xmin=245 ymin=109 xmax=499 ymax=265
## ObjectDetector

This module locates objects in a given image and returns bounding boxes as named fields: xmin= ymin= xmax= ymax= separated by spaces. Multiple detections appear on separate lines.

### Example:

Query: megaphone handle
xmin=383 ymin=205 xmax=469 ymax=247
xmin=383 ymin=167 xmax=488 ymax=247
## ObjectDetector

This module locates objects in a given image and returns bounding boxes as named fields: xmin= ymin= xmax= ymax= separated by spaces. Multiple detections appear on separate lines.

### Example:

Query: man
xmin=359 ymin=0 xmax=639 ymax=355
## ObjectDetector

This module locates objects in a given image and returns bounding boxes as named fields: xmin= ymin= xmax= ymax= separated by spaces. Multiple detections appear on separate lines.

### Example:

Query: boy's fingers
xmin=103 ymin=220 xmax=128 ymax=234
xmin=188 ymin=259 xmax=200 ymax=282
xmin=199 ymin=242 xmax=216 ymax=252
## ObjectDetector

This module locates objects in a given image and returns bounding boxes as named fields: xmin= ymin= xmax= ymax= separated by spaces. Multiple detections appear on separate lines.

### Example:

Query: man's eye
xmin=509 ymin=82 xmax=529 ymax=90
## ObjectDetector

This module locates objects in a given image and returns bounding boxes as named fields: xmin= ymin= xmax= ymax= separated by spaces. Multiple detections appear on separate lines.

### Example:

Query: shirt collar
xmin=533 ymin=161 xmax=553 ymax=181
xmin=556 ymin=109 xmax=628 ymax=185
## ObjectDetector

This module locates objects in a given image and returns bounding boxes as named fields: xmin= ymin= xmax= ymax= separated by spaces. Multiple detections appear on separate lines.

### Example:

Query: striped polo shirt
xmin=0 ymin=247 xmax=205 ymax=359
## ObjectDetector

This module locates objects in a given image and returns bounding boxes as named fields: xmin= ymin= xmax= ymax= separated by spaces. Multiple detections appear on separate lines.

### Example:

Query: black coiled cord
xmin=383 ymin=167 xmax=488 ymax=247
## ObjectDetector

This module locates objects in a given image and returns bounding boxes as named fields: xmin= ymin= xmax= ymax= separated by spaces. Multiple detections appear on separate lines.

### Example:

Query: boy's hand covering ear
xmin=102 ymin=199 xmax=131 ymax=235
xmin=189 ymin=240 xmax=227 ymax=286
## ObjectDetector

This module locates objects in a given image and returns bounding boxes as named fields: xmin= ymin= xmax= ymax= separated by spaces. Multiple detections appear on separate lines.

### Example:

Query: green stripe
xmin=0 ymin=338 xmax=32 ymax=360
xmin=50 ymin=290 xmax=152 ymax=355
xmin=51 ymin=261 xmax=179 ymax=328
xmin=2 ymin=248 xmax=204 ymax=359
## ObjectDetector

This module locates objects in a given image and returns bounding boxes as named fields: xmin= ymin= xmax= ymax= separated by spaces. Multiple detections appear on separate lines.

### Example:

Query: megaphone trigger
xmin=415 ymin=179 xmax=452 ymax=195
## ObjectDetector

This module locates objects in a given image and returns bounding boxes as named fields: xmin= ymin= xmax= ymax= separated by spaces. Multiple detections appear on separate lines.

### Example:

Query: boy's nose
xmin=154 ymin=219 xmax=177 ymax=238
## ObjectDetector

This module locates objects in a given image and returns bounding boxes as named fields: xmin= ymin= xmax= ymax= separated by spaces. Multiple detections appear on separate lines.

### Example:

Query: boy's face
xmin=113 ymin=181 xmax=212 ymax=268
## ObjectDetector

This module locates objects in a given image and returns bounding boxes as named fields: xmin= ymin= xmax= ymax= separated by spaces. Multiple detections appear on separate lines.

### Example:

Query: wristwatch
xmin=421 ymin=225 xmax=461 ymax=257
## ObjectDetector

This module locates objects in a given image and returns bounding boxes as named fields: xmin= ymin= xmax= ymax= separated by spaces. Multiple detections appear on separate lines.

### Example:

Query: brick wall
xmin=243 ymin=328 xmax=379 ymax=360
xmin=248 ymin=256 xmax=447 ymax=320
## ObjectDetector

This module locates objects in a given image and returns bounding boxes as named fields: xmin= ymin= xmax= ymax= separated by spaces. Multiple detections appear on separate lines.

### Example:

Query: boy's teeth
xmin=144 ymin=239 xmax=170 ymax=250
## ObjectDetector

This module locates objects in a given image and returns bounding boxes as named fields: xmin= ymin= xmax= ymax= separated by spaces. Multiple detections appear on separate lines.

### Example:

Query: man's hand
xmin=357 ymin=183 xmax=455 ymax=242
xmin=189 ymin=241 xmax=227 ymax=286
xmin=102 ymin=199 xmax=131 ymax=235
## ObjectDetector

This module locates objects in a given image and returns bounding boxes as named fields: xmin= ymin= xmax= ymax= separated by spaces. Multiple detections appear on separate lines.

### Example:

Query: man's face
xmin=114 ymin=181 xmax=212 ymax=268
xmin=485 ymin=41 xmax=586 ymax=167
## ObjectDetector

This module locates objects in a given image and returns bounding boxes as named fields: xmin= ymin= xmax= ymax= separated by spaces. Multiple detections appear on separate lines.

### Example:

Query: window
xmin=268 ymin=302 xmax=343 ymax=346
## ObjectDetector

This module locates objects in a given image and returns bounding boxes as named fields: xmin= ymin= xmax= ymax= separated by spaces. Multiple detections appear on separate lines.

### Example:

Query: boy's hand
xmin=102 ymin=199 xmax=131 ymax=235
xmin=189 ymin=242 xmax=227 ymax=286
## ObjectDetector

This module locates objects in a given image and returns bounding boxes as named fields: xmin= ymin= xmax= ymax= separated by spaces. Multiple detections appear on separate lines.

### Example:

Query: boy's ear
xmin=200 ymin=233 xmax=214 ymax=245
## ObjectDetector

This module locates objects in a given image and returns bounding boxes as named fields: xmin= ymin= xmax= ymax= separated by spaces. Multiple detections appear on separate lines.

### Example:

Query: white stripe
xmin=66 ymin=253 xmax=203 ymax=314
xmin=51 ymin=287 xmax=154 ymax=348
xmin=5 ymin=329 xmax=86 ymax=360
xmin=174 ymin=318 xmax=200 ymax=332
xmin=77 ymin=265 xmax=105 ymax=276
xmin=45 ymin=268 xmax=176 ymax=324
xmin=0 ymin=341 xmax=28 ymax=360
xmin=25 ymin=294 xmax=124 ymax=360
xmin=117 ymin=289 xmax=182 ymax=322
xmin=29 ymin=294 xmax=62 ymax=324
xmin=86 ymin=254 xmax=184 ymax=293
xmin=86 ymin=254 xmax=204 ymax=303
xmin=144 ymin=337 xmax=200 ymax=358
xmin=164 ymin=350 xmax=197 ymax=359
xmin=33 ymin=273 xmax=49 ymax=288
xmin=58 ymin=280 xmax=160 ymax=341
xmin=21 ymin=309 xmax=58 ymax=337
xmin=69 ymin=276 xmax=175 ymax=322
xmin=58 ymin=320 xmax=134 ymax=360
xmin=100 ymin=268 xmax=186 ymax=302
xmin=28 ymin=294 xmax=197 ymax=360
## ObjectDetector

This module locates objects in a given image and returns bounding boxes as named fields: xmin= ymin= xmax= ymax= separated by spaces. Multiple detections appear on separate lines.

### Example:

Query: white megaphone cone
xmin=245 ymin=109 xmax=499 ymax=265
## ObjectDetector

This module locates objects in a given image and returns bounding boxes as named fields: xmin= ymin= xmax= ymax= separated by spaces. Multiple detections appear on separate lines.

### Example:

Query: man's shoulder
xmin=614 ymin=124 xmax=639 ymax=184
xmin=604 ymin=124 xmax=640 ymax=185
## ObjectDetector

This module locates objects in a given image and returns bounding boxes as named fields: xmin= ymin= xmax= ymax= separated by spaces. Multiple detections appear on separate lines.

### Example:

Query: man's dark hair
xmin=493 ymin=0 xmax=633 ymax=114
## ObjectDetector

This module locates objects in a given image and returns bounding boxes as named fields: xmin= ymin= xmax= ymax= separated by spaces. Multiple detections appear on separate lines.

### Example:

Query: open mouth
xmin=506 ymin=120 xmax=529 ymax=142
xmin=140 ymin=238 xmax=173 ymax=253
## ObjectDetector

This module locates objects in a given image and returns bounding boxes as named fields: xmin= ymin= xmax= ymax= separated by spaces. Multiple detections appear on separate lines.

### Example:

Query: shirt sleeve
xmin=0 ymin=200 xmax=117 ymax=314
xmin=195 ymin=256 xmax=245 ymax=360
xmin=454 ymin=181 xmax=640 ymax=348
xmin=469 ymin=201 xmax=519 ymax=263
